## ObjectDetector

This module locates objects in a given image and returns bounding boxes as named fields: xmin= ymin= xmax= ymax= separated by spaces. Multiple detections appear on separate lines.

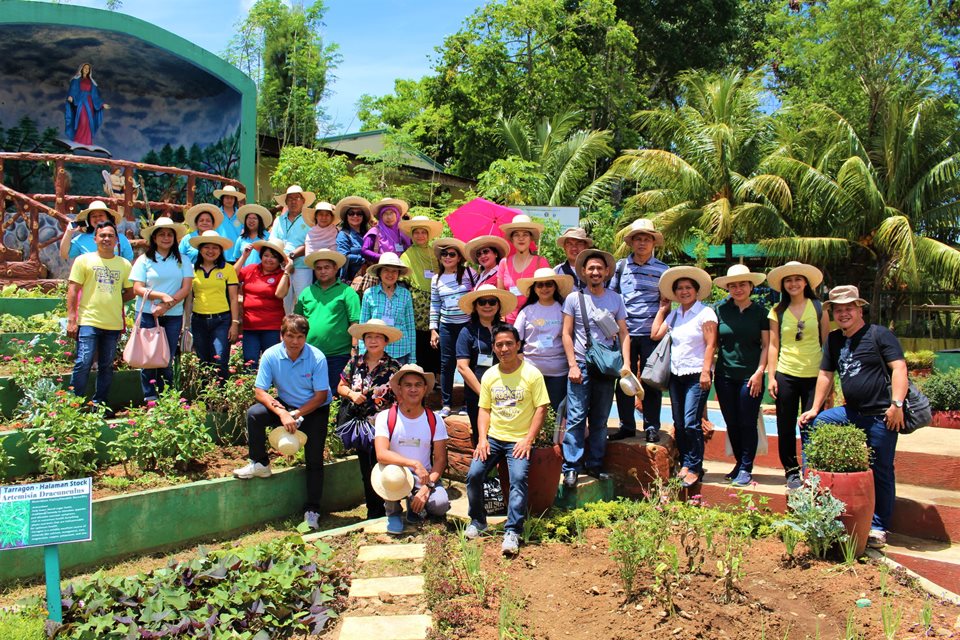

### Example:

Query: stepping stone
xmin=338 ymin=614 xmax=432 ymax=640
xmin=349 ymin=575 xmax=424 ymax=598
xmin=357 ymin=544 xmax=425 ymax=562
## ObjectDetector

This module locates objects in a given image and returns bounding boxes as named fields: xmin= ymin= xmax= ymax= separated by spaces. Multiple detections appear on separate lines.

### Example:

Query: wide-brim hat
xmin=371 ymin=198 xmax=410 ymax=220
xmin=236 ymin=203 xmax=273 ymax=230
xmin=713 ymin=264 xmax=765 ymax=289
xmin=334 ymin=196 xmax=372 ymax=224
xmin=823 ymin=285 xmax=869 ymax=308
xmin=304 ymin=201 xmax=335 ymax=227
xmin=465 ymin=235 xmax=511 ymax=264
xmin=268 ymin=427 xmax=308 ymax=456
xmin=555 ymin=227 xmax=594 ymax=249
xmin=185 ymin=203 xmax=224 ymax=230
xmin=399 ymin=215 xmax=443 ymax=240
xmin=250 ymin=239 xmax=289 ymax=263
xmin=388 ymin=364 xmax=436 ymax=398
xmin=213 ymin=185 xmax=246 ymax=202
xmin=274 ymin=185 xmax=316 ymax=208
xmin=517 ymin=267 xmax=574 ymax=299
xmin=619 ymin=371 xmax=645 ymax=399
xmin=371 ymin=463 xmax=415 ymax=501
xmin=76 ymin=200 xmax=121 ymax=225
xmin=348 ymin=319 xmax=404 ymax=344
xmin=766 ymin=261 xmax=823 ymax=292
xmin=305 ymin=248 xmax=347 ymax=269
xmin=141 ymin=216 xmax=187 ymax=242
xmin=189 ymin=230 xmax=234 ymax=251
xmin=623 ymin=218 xmax=664 ymax=246
xmin=433 ymin=238 xmax=468 ymax=261
xmin=368 ymin=252 xmax=411 ymax=278
xmin=659 ymin=266 xmax=713 ymax=301
xmin=500 ymin=214 xmax=544 ymax=241
xmin=574 ymin=248 xmax=616 ymax=280
xmin=458 ymin=284 xmax=518 ymax=316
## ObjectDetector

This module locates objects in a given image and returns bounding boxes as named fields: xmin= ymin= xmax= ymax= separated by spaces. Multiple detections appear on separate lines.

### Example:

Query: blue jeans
xmin=192 ymin=311 xmax=231 ymax=378
xmin=466 ymin=437 xmax=530 ymax=534
xmin=813 ymin=406 xmax=899 ymax=532
xmin=138 ymin=313 xmax=183 ymax=400
xmin=562 ymin=361 xmax=616 ymax=473
xmin=543 ymin=375 xmax=567 ymax=414
xmin=70 ymin=325 xmax=121 ymax=405
xmin=615 ymin=335 xmax=663 ymax=433
xmin=714 ymin=375 xmax=762 ymax=473
xmin=670 ymin=373 xmax=710 ymax=474
xmin=242 ymin=329 xmax=281 ymax=370
xmin=438 ymin=322 xmax=466 ymax=407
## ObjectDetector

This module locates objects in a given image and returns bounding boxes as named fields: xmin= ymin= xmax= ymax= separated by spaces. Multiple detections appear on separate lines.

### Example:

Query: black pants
xmin=247 ymin=401 xmax=327 ymax=512
xmin=356 ymin=443 xmax=386 ymax=519
xmin=614 ymin=335 xmax=663 ymax=434
xmin=416 ymin=329 xmax=440 ymax=379
xmin=774 ymin=371 xmax=817 ymax=477
xmin=464 ymin=365 xmax=491 ymax=447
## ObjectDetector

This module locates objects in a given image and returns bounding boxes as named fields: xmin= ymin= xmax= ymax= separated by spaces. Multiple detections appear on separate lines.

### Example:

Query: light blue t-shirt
xmin=561 ymin=288 xmax=627 ymax=362
xmin=269 ymin=213 xmax=310 ymax=269
xmin=178 ymin=232 xmax=199 ymax=265
xmin=255 ymin=342 xmax=331 ymax=407
xmin=130 ymin=252 xmax=195 ymax=315
xmin=69 ymin=232 xmax=134 ymax=262
xmin=217 ymin=209 xmax=244 ymax=251
xmin=231 ymin=235 xmax=263 ymax=265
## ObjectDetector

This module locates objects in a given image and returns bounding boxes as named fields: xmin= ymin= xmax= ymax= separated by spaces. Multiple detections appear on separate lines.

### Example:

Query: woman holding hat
xmin=465 ymin=235 xmax=510 ymax=289
xmin=430 ymin=238 xmax=477 ymax=417
xmin=651 ymin=266 xmax=718 ymax=488
xmin=399 ymin=216 xmax=442 ymax=373
xmin=189 ymin=230 xmax=239 ymax=379
xmin=237 ymin=240 xmax=291 ymax=368
xmin=765 ymin=261 xmax=829 ymax=489
xmin=179 ymin=203 xmax=224 ymax=265
xmin=515 ymin=269 xmax=573 ymax=412
xmin=304 ymin=201 xmax=339 ymax=255
xmin=212 ymin=184 xmax=246 ymax=249
xmin=232 ymin=204 xmax=273 ymax=267
xmin=362 ymin=198 xmax=412 ymax=265
xmin=360 ymin=253 xmax=416 ymax=364
xmin=338 ymin=319 xmax=403 ymax=519
xmin=497 ymin=214 xmax=550 ymax=324
xmin=712 ymin=265 xmax=770 ymax=486
xmin=456 ymin=285 xmax=518 ymax=443
xmin=130 ymin=217 xmax=192 ymax=400
xmin=335 ymin=196 xmax=372 ymax=283
xmin=59 ymin=200 xmax=134 ymax=263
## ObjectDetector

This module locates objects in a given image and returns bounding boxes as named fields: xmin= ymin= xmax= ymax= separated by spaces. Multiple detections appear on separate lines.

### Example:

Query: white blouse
xmin=667 ymin=301 xmax=718 ymax=376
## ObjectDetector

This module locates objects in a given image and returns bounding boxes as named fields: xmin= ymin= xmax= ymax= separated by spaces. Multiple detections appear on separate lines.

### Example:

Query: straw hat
xmin=274 ymin=185 xmax=316 ymax=208
xmin=766 ymin=261 xmax=823 ymax=292
xmin=574 ymin=248 xmax=616 ymax=280
xmin=303 ymin=201 xmax=335 ymax=227
xmin=250 ymin=239 xmax=289 ymax=263
xmin=213 ymin=185 xmax=246 ymax=202
xmin=823 ymin=285 xmax=869 ymax=308
xmin=555 ymin=227 xmax=594 ymax=249
xmin=76 ymin=200 xmax=121 ymax=225
xmin=370 ymin=198 xmax=410 ymax=219
xmin=184 ymin=203 xmax=224 ymax=230
xmin=458 ymin=284 xmax=518 ymax=316
xmin=500 ymin=214 xmax=544 ymax=241
xmin=268 ymin=427 xmax=307 ymax=456
xmin=334 ymin=196 xmax=372 ymax=224
xmin=465 ymin=235 xmax=510 ymax=264
xmin=432 ymin=237 xmax=467 ymax=261
xmin=713 ymin=264 xmax=766 ymax=289
xmin=371 ymin=463 xmax=415 ymax=501
xmin=140 ymin=216 xmax=187 ymax=241
xmin=305 ymin=248 xmax=347 ymax=269
xmin=623 ymin=218 xmax=664 ymax=247
xmin=368 ymin=252 xmax=411 ymax=278
xmin=517 ymin=267 xmax=574 ymax=298
xmin=348 ymin=318 xmax=404 ymax=344
xmin=189 ymin=230 xmax=234 ymax=251
xmin=399 ymin=215 xmax=443 ymax=240
xmin=619 ymin=371 xmax=645 ymax=399
xmin=236 ymin=203 xmax=273 ymax=230
xmin=388 ymin=363 xmax=436 ymax=398
xmin=658 ymin=266 xmax=713 ymax=301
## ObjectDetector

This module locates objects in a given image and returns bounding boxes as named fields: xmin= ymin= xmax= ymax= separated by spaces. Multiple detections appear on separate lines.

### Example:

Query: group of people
xmin=62 ymin=185 xmax=908 ymax=554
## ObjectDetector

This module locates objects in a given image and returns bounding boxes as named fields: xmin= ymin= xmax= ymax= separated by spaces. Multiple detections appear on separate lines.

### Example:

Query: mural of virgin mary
xmin=64 ymin=62 xmax=109 ymax=145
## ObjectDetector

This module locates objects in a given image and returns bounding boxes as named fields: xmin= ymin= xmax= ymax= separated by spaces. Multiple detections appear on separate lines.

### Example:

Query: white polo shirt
xmin=667 ymin=301 xmax=718 ymax=376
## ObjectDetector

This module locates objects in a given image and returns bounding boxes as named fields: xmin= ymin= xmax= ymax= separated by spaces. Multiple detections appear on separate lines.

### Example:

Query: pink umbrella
xmin=446 ymin=198 xmax=522 ymax=242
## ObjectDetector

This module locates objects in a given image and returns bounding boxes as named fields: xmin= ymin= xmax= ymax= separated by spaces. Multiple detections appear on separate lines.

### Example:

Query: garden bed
xmin=0 ymin=331 xmax=61 ymax=356
xmin=0 ymin=368 xmax=143 ymax=419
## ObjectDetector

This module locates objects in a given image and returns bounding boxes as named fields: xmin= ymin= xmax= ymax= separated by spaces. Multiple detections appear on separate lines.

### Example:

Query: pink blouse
xmin=498 ymin=254 xmax=549 ymax=323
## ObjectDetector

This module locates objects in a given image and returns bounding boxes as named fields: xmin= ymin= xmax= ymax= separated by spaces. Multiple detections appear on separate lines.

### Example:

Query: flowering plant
xmin=25 ymin=391 xmax=103 ymax=479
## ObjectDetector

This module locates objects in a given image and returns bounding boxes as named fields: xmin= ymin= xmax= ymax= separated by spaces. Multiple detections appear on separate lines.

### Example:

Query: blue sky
xmin=67 ymin=0 xmax=487 ymax=133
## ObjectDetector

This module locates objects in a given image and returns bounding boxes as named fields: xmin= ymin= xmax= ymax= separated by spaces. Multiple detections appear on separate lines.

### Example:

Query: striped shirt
xmin=429 ymin=268 xmax=477 ymax=328
xmin=359 ymin=284 xmax=416 ymax=362
xmin=610 ymin=254 xmax=668 ymax=335
xmin=554 ymin=260 xmax=583 ymax=290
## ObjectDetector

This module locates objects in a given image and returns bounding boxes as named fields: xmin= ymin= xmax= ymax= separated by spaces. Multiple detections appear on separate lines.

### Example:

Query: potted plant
xmin=922 ymin=369 xmax=960 ymax=429
xmin=804 ymin=422 xmax=873 ymax=555
xmin=498 ymin=405 xmax=563 ymax=515
xmin=904 ymin=350 xmax=935 ymax=378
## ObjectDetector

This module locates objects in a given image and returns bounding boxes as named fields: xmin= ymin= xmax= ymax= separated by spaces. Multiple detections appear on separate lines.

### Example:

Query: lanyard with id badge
xmin=476 ymin=325 xmax=494 ymax=367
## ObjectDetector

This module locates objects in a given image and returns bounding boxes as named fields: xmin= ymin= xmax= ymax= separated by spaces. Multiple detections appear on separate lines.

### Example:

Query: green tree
xmin=270 ymin=146 xmax=372 ymax=203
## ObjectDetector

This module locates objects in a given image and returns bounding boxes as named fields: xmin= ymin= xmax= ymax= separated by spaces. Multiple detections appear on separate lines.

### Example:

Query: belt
xmin=192 ymin=311 xmax=231 ymax=318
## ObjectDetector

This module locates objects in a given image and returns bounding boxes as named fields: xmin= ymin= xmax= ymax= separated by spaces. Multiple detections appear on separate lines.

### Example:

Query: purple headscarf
xmin=362 ymin=205 xmax=410 ymax=261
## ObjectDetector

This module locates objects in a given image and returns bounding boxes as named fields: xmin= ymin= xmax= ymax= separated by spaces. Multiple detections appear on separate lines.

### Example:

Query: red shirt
xmin=239 ymin=264 xmax=285 ymax=330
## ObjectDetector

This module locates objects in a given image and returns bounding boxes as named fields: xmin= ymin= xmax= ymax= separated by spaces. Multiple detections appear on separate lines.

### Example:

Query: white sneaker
xmin=233 ymin=461 xmax=272 ymax=479
xmin=867 ymin=528 xmax=887 ymax=549
xmin=464 ymin=523 xmax=487 ymax=540
xmin=502 ymin=531 xmax=520 ymax=556
xmin=304 ymin=511 xmax=320 ymax=530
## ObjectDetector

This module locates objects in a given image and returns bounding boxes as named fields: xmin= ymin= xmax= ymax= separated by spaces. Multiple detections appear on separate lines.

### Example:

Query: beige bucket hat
xmin=517 ymin=267 xmax=574 ymax=298
xmin=465 ymin=235 xmax=511 ymax=264
xmin=432 ymin=237 xmax=468 ymax=261
xmin=213 ymin=185 xmax=246 ymax=202
xmin=500 ymin=214 xmax=544 ymax=242
xmin=348 ymin=318 xmax=404 ymax=344
xmin=305 ymin=248 xmax=347 ymax=269
xmin=766 ymin=261 xmax=824 ymax=292
xmin=269 ymin=427 xmax=307 ymax=456
xmin=713 ymin=264 xmax=765 ymax=289
xmin=303 ymin=201 xmax=335 ymax=227
xmin=141 ymin=216 xmax=187 ymax=242
xmin=574 ymin=248 xmax=616 ymax=280
xmin=368 ymin=252 xmax=411 ymax=278
xmin=371 ymin=463 xmax=415 ymax=501
xmin=189 ymin=230 xmax=234 ymax=251
xmin=236 ymin=203 xmax=274 ymax=230
xmin=623 ymin=218 xmax=664 ymax=246
xmin=274 ymin=185 xmax=316 ymax=208
xmin=76 ymin=200 xmax=121 ymax=225
xmin=399 ymin=215 xmax=443 ymax=240
xmin=823 ymin=285 xmax=869 ymax=308
xmin=555 ymin=227 xmax=594 ymax=249
xmin=185 ymin=203 xmax=224 ymax=230
xmin=388 ymin=363 xmax=437 ymax=398
xmin=250 ymin=239 xmax=289 ymax=263
xmin=458 ymin=284 xmax=518 ymax=316
xmin=334 ymin=196 xmax=373 ymax=225
xmin=371 ymin=198 xmax=410 ymax=219
xmin=659 ymin=266 xmax=713 ymax=301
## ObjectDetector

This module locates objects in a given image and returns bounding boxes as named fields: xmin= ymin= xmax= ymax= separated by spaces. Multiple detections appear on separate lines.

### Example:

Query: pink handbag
xmin=123 ymin=290 xmax=171 ymax=370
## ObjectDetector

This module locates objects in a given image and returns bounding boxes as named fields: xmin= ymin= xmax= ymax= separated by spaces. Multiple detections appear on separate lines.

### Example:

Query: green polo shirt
xmin=715 ymin=297 xmax=769 ymax=380
xmin=294 ymin=281 xmax=361 ymax=357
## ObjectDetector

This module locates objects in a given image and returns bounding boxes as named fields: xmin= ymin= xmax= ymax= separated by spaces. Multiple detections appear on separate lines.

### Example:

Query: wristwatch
xmin=892 ymin=399 xmax=904 ymax=408
xmin=426 ymin=481 xmax=436 ymax=489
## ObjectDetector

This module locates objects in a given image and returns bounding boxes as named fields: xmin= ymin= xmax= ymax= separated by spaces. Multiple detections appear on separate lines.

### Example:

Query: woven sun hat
xmin=766 ymin=261 xmax=823 ymax=292
xmin=303 ymin=201 xmax=335 ymax=227
xmin=388 ymin=363 xmax=437 ymax=398
xmin=623 ymin=218 xmax=664 ymax=247
xmin=348 ymin=318 xmax=404 ymax=344
xmin=367 ymin=252 xmax=411 ymax=278
xmin=250 ymin=239 xmax=289 ymax=263
xmin=268 ymin=427 xmax=308 ymax=456
xmin=371 ymin=463 xmax=415 ymax=501
xmin=76 ymin=200 xmax=121 ymax=225
xmin=140 ymin=216 xmax=187 ymax=242
xmin=555 ymin=226 xmax=594 ymax=249
xmin=823 ymin=285 xmax=869 ymax=308
xmin=465 ymin=235 xmax=511 ymax=264
xmin=370 ymin=198 xmax=410 ymax=219
xmin=619 ymin=371 xmax=645 ymax=399
xmin=500 ymin=214 xmax=545 ymax=242
xmin=399 ymin=215 xmax=443 ymax=240
xmin=212 ymin=184 xmax=246 ymax=202
xmin=184 ymin=203 xmax=224 ymax=230
xmin=432 ymin=237 xmax=468 ymax=261
xmin=517 ymin=267 xmax=574 ymax=299
xmin=574 ymin=248 xmax=616 ymax=280
xmin=189 ymin=230 xmax=234 ymax=251
xmin=458 ymin=284 xmax=518 ymax=316
xmin=658 ymin=266 xmax=713 ymax=301
xmin=713 ymin=263 xmax=766 ymax=290
xmin=274 ymin=184 xmax=316 ymax=208
xmin=304 ymin=248 xmax=347 ymax=270
xmin=334 ymin=196 xmax=373 ymax=225
xmin=236 ymin=203 xmax=273 ymax=230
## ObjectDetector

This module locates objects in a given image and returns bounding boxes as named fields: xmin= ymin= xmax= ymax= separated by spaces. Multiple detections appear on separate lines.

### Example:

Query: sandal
xmin=680 ymin=470 xmax=702 ymax=489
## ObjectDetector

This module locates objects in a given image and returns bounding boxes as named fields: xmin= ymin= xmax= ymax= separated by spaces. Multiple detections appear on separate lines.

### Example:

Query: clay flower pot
xmin=932 ymin=410 xmax=960 ymax=430
xmin=810 ymin=468 xmax=875 ymax=556
xmin=498 ymin=445 xmax=563 ymax=516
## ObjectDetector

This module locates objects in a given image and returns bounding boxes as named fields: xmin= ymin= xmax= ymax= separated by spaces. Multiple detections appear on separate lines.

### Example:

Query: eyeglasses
xmin=439 ymin=250 xmax=459 ymax=258
xmin=477 ymin=247 xmax=497 ymax=256
xmin=795 ymin=320 xmax=805 ymax=342
xmin=534 ymin=281 xmax=555 ymax=288
xmin=347 ymin=210 xmax=364 ymax=217
xmin=476 ymin=297 xmax=500 ymax=306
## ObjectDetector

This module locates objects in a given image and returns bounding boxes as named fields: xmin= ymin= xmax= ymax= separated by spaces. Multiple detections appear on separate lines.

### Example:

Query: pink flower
xmin=184 ymin=404 xmax=191 ymax=410
xmin=213 ymin=355 xmax=221 ymax=360
xmin=34 ymin=357 xmax=43 ymax=363
xmin=127 ymin=420 xmax=136 ymax=426
xmin=747 ymin=505 xmax=757 ymax=511
xmin=146 ymin=400 xmax=156 ymax=408
xmin=132 ymin=431 xmax=139 ymax=437
xmin=2 ymin=356 xmax=10 ymax=362
xmin=179 ymin=398 xmax=187 ymax=403
xmin=149 ymin=379 xmax=156 ymax=384
xmin=64 ymin=352 xmax=73 ymax=357
xmin=46 ymin=437 xmax=55 ymax=442
xmin=109 ymin=424 xmax=116 ymax=429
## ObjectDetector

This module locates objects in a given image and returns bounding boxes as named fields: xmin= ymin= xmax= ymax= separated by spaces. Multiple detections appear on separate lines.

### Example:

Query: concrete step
xmin=338 ymin=614 xmax=432 ymax=640
xmin=883 ymin=533 xmax=960 ymax=595
xmin=356 ymin=544 xmax=425 ymax=563
xmin=348 ymin=575 xmax=424 ymax=599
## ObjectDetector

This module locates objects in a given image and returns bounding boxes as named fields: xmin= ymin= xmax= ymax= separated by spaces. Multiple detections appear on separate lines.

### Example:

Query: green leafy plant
xmin=779 ymin=474 xmax=847 ymax=559
xmin=458 ymin=528 xmax=488 ymax=605
xmin=25 ymin=391 xmax=103 ymax=479
xmin=779 ymin=526 xmax=802 ymax=559
xmin=0 ymin=283 xmax=66 ymax=299
xmin=0 ymin=500 xmax=31 ymax=549
xmin=880 ymin=601 xmax=902 ymax=640
xmin=918 ymin=599 xmax=933 ymax=634
xmin=498 ymin=589 xmax=532 ymax=640
xmin=714 ymin=534 xmax=746 ymax=604
xmin=0 ymin=606 xmax=46 ymax=640
xmin=903 ymin=350 xmax=935 ymax=370
xmin=839 ymin=533 xmax=861 ymax=566
xmin=805 ymin=422 xmax=871 ymax=472
xmin=0 ymin=311 xmax=63 ymax=334
xmin=0 ymin=445 xmax=12 ymax=481
xmin=921 ymin=369 xmax=960 ymax=411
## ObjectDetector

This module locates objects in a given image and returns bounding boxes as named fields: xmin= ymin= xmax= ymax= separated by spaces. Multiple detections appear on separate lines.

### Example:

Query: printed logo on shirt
xmin=92 ymin=265 xmax=121 ymax=294
xmin=267 ymin=278 xmax=276 ymax=284
xmin=491 ymin=384 xmax=525 ymax=420
xmin=216 ymin=272 xmax=225 ymax=280
xmin=838 ymin=338 xmax=862 ymax=379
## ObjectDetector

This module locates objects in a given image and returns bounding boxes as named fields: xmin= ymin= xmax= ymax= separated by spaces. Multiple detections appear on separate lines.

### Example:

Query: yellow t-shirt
xmin=479 ymin=361 xmax=550 ymax=442
xmin=768 ymin=300 xmax=822 ymax=378
xmin=68 ymin=253 xmax=132 ymax=331
xmin=192 ymin=264 xmax=238 ymax=314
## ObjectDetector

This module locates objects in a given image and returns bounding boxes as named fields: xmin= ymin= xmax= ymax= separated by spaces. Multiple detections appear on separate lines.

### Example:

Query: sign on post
xmin=516 ymin=205 xmax=580 ymax=231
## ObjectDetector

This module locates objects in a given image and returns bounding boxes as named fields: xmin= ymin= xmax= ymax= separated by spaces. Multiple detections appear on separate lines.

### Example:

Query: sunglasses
xmin=439 ymin=250 xmax=460 ymax=258
xmin=347 ymin=210 xmax=365 ymax=217
xmin=476 ymin=297 xmax=500 ymax=306
xmin=795 ymin=320 xmax=805 ymax=342
xmin=477 ymin=247 xmax=497 ymax=256
xmin=534 ymin=281 xmax=555 ymax=288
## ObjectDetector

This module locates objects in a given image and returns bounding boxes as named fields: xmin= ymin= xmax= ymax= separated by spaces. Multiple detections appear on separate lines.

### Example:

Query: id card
xmin=478 ymin=353 xmax=494 ymax=367
xmin=382 ymin=316 xmax=395 ymax=326
xmin=509 ymin=285 xmax=521 ymax=296
xmin=398 ymin=437 xmax=421 ymax=447
xmin=424 ymin=269 xmax=435 ymax=279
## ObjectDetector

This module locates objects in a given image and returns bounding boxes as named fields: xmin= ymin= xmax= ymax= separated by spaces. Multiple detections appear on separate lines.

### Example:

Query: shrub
xmin=0 ymin=311 xmax=63 ymax=333
xmin=903 ymin=350 xmax=935 ymax=370
xmin=779 ymin=474 xmax=846 ymax=558
xmin=805 ymin=422 xmax=870 ymax=472
xmin=0 ymin=607 xmax=46 ymax=640
xmin=921 ymin=369 xmax=960 ymax=411
xmin=26 ymin=392 xmax=103 ymax=479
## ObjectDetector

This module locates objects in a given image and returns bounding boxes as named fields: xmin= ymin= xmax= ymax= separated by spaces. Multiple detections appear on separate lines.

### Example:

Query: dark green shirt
xmin=294 ymin=281 xmax=361 ymax=357
xmin=715 ymin=297 xmax=769 ymax=380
